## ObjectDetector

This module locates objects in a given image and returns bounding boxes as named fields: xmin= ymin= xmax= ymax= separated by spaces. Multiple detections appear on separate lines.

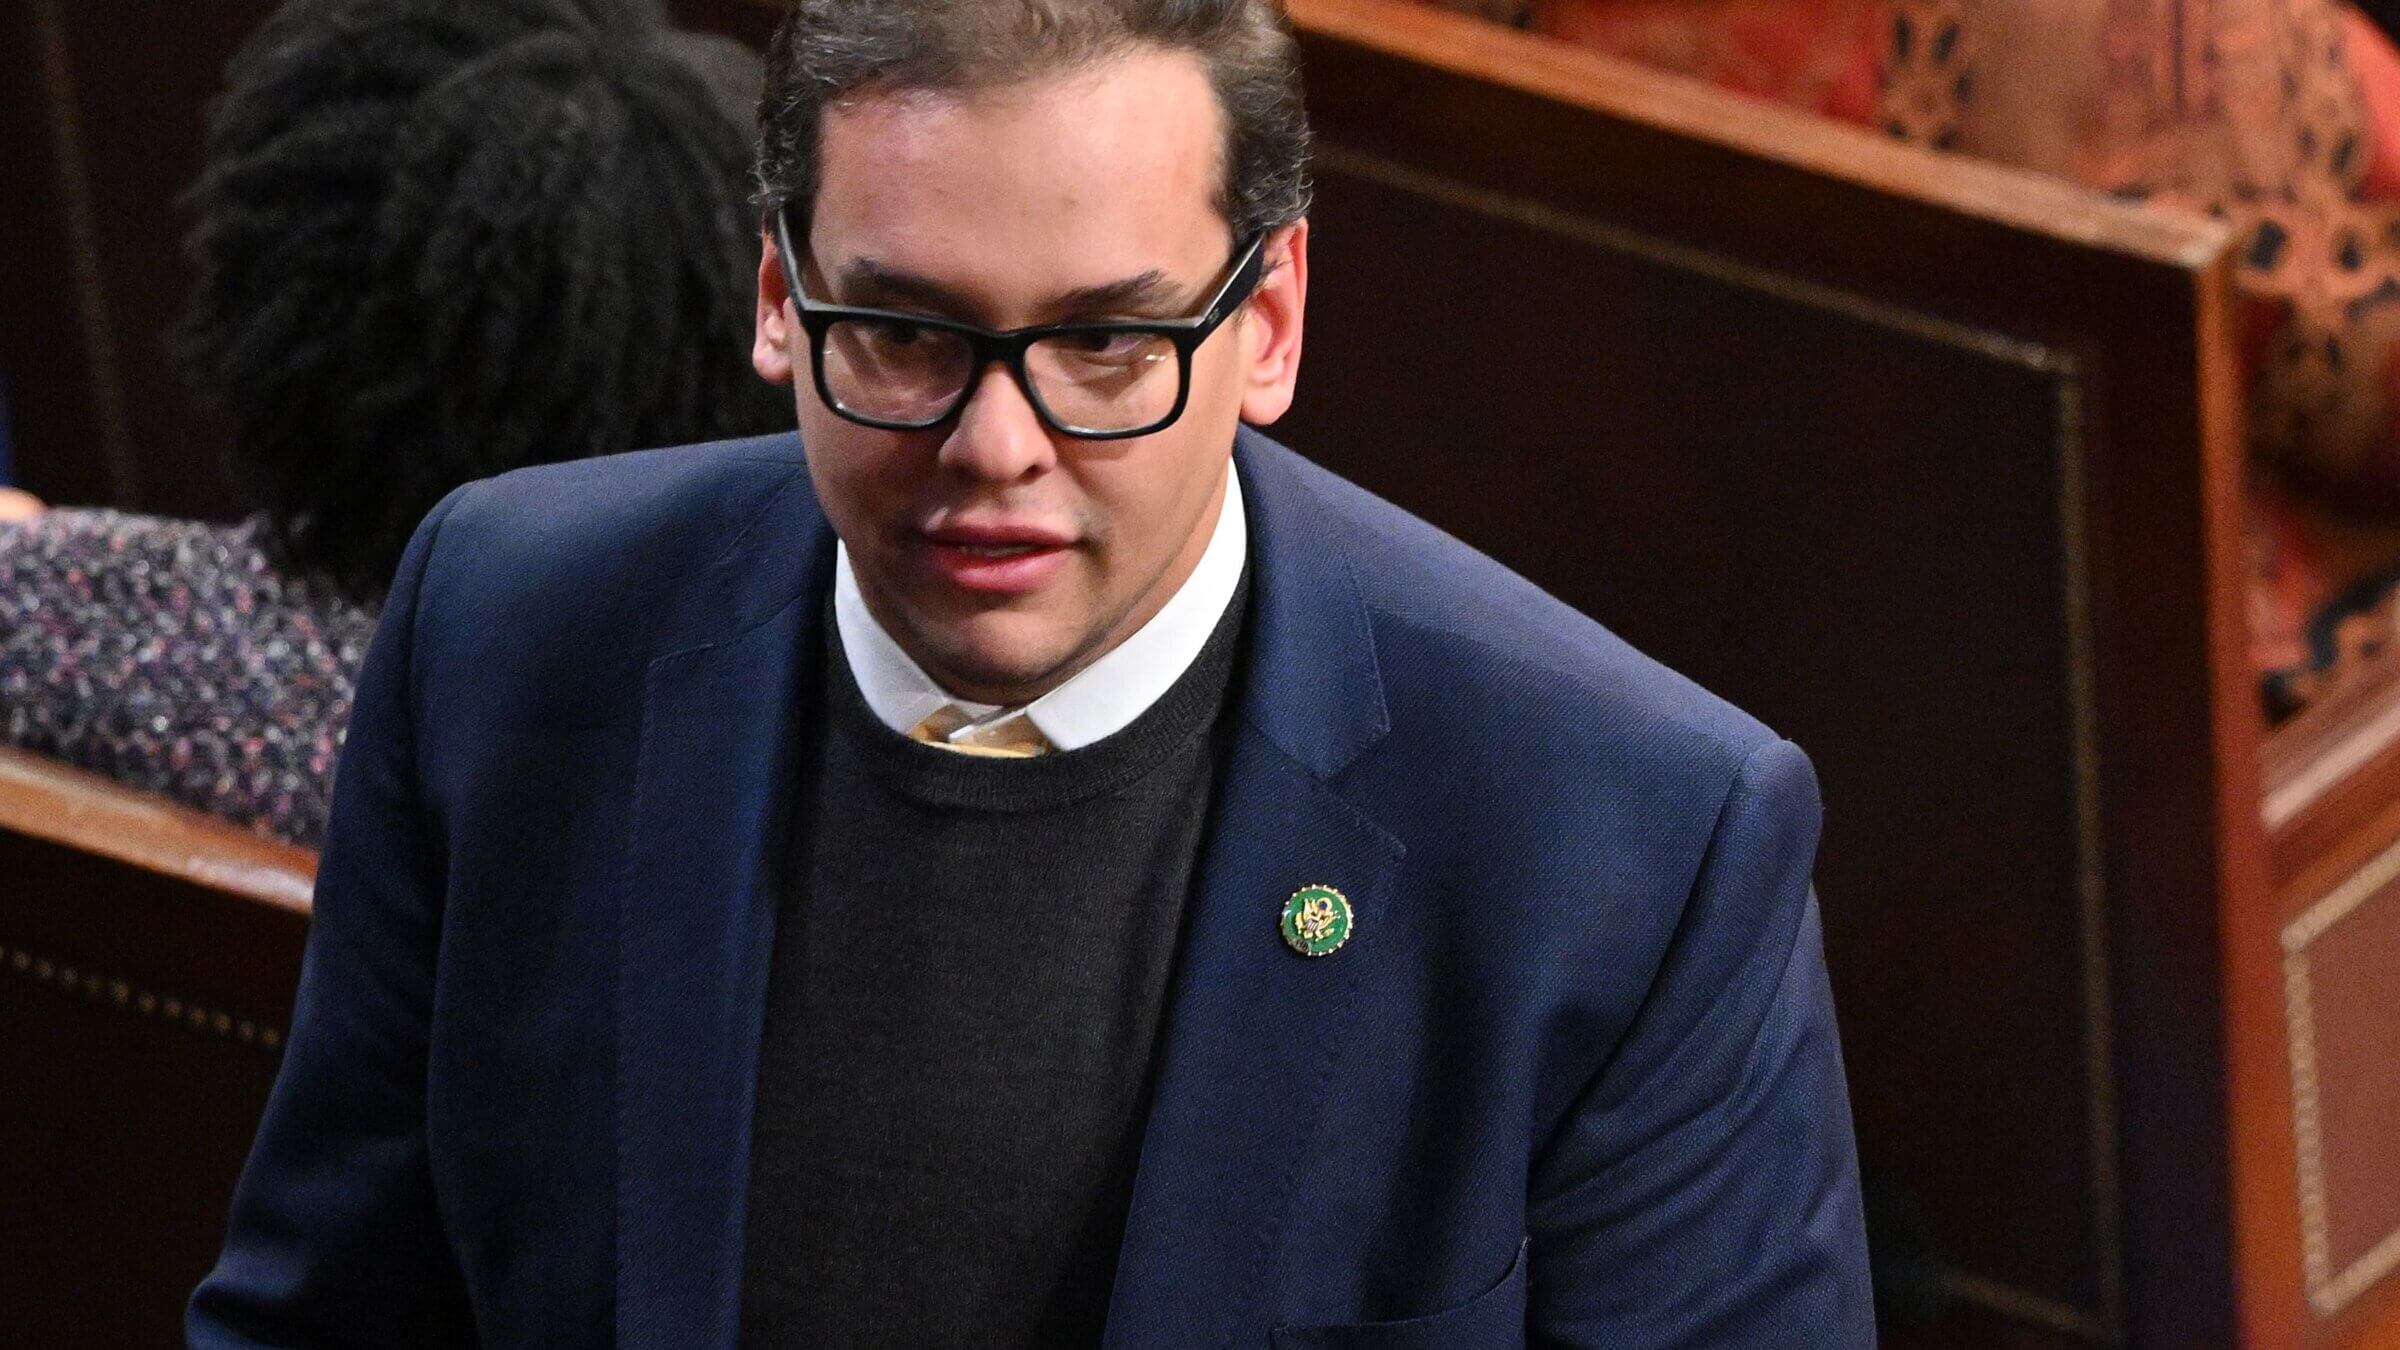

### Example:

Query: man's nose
xmin=939 ymin=363 xmax=1057 ymax=483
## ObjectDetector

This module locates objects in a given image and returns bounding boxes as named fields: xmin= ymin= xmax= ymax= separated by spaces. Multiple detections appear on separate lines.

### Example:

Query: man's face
xmin=753 ymin=48 xmax=1308 ymax=706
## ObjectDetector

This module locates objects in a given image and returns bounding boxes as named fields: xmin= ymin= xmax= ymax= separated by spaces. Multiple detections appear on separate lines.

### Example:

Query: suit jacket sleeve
xmin=188 ymin=488 xmax=478 ymax=1346
xmin=1528 ymin=738 xmax=1874 ymax=1347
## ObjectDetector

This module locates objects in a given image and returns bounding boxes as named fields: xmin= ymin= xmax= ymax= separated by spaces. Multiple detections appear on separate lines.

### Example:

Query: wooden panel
xmin=1291 ymin=158 xmax=2110 ymax=1324
xmin=1280 ymin=3 xmax=2267 ymax=1345
xmin=2266 ymin=712 xmax=2400 ymax=1349
xmin=0 ymin=751 xmax=312 ymax=1346
xmin=2283 ymin=858 xmax=2400 ymax=1308
xmin=2257 ymin=600 xmax=2400 ymax=1349
xmin=0 ymin=0 xmax=267 ymax=518
xmin=2264 ymin=656 xmax=2400 ymax=892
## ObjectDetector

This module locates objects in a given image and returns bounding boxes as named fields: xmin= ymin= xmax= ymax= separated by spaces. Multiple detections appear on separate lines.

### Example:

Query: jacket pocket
xmin=1268 ymin=1238 xmax=1529 ymax=1350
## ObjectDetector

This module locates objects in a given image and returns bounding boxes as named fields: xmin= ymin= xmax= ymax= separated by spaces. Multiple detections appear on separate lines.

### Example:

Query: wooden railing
xmin=0 ymin=747 xmax=313 ymax=1347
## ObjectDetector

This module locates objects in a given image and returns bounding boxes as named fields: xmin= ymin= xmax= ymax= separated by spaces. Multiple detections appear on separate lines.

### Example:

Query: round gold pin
xmin=1281 ymin=884 xmax=1353 ymax=957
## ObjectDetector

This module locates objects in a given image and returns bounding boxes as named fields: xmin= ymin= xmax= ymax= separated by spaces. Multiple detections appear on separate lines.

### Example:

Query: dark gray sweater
xmin=739 ymin=578 xmax=1247 ymax=1348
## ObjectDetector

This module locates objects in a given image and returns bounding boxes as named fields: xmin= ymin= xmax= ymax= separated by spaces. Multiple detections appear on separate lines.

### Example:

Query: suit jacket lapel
xmin=1104 ymin=433 xmax=1407 ymax=1348
xmin=609 ymin=430 xmax=1396 ymax=1347
xmin=615 ymin=466 xmax=833 ymax=1349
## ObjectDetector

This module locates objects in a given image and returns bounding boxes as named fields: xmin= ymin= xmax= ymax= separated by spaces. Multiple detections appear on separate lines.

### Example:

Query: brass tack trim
xmin=2281 ymin=836 xmax=2400 ymax=1316
xmin=0 ymin=941 xmax=284 ymax=1050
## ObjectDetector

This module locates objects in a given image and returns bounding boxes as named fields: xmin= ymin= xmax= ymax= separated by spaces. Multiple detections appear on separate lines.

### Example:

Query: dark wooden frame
xmin=1276 ymin=4 xmax=2308 ymax=1347
xmin=0 ymin=748 xmax=312 ymax=1346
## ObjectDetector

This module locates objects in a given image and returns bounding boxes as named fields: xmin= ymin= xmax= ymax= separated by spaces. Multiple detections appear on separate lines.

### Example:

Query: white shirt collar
xmin=833 ymin=465 xmax=1247 ymax=752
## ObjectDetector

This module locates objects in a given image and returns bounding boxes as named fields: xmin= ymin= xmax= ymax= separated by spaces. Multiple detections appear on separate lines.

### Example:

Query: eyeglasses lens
xmin=822 ymin=318 xmax=975 ymax=425
xmin=821 ymin=318 xmax=1184 ymax=434
xmin=1023 ymin=332 xmax=1181 ymax=433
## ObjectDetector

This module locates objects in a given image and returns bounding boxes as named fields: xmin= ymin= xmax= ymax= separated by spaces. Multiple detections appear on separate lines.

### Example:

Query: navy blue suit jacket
xmin=191 ymin=429 xmax=1871 ymax=1347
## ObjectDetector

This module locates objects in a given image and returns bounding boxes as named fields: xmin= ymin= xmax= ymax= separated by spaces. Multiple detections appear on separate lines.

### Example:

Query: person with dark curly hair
xmin=0 ymin=0 xmax=786 ymax=848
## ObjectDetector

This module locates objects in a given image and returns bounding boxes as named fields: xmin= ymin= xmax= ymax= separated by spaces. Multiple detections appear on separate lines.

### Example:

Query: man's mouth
xmin=918 ymin=524 xmax=1076 ymax=595
xmin=921 ymin=519 xmax=1077 ymax=555
xmin=949 ymin=542 xmax=1050 ymax=559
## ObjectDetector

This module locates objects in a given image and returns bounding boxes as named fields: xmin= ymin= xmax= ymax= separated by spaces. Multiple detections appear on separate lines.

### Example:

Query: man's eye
xmin=866 ymin=319 xmax=929 ymax=348
xmin=1060 ymin=331 xmax=1155 ymax=361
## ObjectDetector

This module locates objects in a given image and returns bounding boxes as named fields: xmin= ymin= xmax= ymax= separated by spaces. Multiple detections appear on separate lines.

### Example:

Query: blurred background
xmin=5 ymin=0 xmax=2400 ymax=1346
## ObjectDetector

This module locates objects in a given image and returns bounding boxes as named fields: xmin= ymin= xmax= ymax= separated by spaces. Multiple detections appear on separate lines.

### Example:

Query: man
xmin=192 ymin=0 xmax=1872 ymax=1345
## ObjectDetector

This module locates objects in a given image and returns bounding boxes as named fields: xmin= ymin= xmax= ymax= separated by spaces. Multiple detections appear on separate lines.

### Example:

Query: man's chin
xmin=912 ymin=623 xmax=1094 ymax=708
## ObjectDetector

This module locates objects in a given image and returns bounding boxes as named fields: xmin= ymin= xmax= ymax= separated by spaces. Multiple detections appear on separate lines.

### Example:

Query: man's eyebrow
xmin=1050 ymin=271 xmax=1187 ymax=317
xmin=828 ymin=259 xmax=1193 ymax=321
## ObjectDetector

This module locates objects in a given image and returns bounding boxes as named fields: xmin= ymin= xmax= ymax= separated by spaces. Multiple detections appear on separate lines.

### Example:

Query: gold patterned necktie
xmin=907 ymin=705 xmax=1053 ymax=758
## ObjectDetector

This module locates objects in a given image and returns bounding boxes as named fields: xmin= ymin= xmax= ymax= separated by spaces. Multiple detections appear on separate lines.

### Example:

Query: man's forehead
xmin=808 ymin=48 xmax=1231 ymax=285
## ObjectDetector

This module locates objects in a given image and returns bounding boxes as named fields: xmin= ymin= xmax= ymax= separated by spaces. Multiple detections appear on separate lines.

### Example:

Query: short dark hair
xmin=179 ymin=0 xmax=790 ymax=602
xmin=754 ymin=0 xmax=1312 ymax=243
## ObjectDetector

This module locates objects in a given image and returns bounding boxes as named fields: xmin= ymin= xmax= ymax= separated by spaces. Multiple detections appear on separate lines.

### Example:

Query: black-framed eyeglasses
xmin=773 ymin=209 xmax=1266 ymax=441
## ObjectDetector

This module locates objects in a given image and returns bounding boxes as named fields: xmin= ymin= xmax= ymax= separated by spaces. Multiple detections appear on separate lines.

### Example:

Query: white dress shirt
xmin=833 ymin=466 xmax=1248 ymax=752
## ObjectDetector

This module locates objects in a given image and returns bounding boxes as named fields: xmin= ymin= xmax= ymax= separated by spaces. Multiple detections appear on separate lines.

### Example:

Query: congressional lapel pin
xmin=1281 ymin=884 xmax=1354 ymax=957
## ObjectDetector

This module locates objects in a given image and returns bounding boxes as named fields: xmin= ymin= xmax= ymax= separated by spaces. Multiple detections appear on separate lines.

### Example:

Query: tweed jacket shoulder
xmin=0 ymin=508 xmax=377 ymax=847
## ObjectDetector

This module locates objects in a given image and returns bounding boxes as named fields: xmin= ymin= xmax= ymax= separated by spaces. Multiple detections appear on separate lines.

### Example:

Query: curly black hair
xmin=179 ymin=0 xmax=790 ymax=602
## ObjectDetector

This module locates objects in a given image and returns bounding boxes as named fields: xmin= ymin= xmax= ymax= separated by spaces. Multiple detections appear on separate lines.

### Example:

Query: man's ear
xmin=1237 ymin=218 xmax=1309 ymax=427
xmin=754 ymin=227 xmax=797 ymax=386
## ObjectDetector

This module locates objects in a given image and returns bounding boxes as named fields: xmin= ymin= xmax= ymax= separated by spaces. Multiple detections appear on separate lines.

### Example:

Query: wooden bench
xmin=1269 ymin=5 xmax=2399 ymax=1346
xmin=0 ymin=747 xmax=311 ymax=1347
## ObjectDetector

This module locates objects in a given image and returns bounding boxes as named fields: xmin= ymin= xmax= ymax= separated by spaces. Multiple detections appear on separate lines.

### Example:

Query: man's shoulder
xmin=1269 ymin=446 xmax=1782 ymax=780
xmin=1265 ymin=442 xmax=1818 ymax=1015
xmin=433 ymin=432 xmax=811 ymax=573
xmin=401 ymin=433 xmax=818 ymax=696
